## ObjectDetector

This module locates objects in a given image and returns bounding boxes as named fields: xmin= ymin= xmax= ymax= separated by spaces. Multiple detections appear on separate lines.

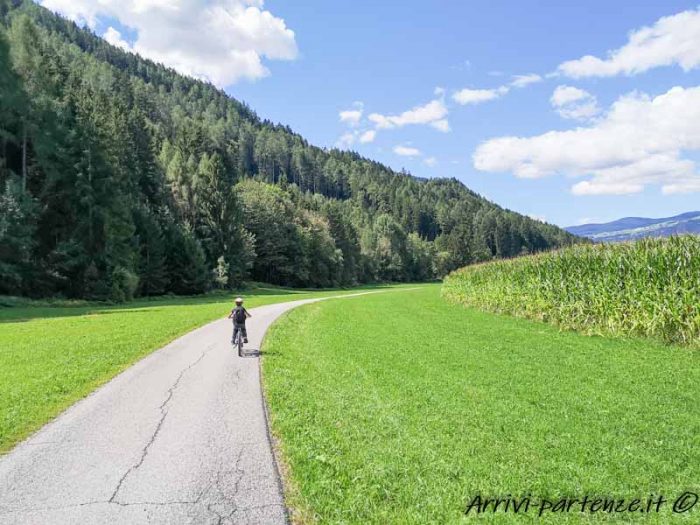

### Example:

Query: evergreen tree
xmin=164 ymin=221 xmax=209 ymax=295
xmin=237 ymin=180 xmax=305 ymax=286
xmin=133 ymin=206 xmax=168 ymax=296
xmin=0 ymin=0 xmax=581 ymax=299
xmin=0 ymin=177 xmax=37 ymax=294
xmin=0 ymin=23 xmax=25 ymax=184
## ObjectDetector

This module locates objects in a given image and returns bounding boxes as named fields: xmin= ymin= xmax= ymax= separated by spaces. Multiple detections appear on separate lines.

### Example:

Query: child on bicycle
xmin=228 ymin=297 xmax=251 ymax=344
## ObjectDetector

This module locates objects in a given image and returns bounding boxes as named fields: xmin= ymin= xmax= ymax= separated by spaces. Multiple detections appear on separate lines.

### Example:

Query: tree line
xmin=0 ymin=0 xmax=579 ymax=301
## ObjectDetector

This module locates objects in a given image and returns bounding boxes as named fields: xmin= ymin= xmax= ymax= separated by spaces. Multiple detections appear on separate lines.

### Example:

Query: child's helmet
xmin=235 ymin=297 xmax=243 ymax=304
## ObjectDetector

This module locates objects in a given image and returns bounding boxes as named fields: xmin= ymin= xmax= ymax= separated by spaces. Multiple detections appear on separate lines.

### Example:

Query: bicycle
xmin=232 ymin=328 xmax=244 ymax=357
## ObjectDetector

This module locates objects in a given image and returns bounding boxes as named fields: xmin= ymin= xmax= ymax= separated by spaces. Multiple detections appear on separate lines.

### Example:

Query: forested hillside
xmin=0 ymin=0 xmax=577 ymax=300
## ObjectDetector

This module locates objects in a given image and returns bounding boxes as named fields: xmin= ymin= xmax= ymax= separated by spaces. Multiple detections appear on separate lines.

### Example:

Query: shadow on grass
xmin=0 ymin=284 xmax=394 ymax=323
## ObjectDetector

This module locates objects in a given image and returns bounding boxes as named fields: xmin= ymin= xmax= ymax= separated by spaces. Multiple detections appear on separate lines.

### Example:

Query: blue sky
xmin=41 ymin=0 xmax=700 ymax=226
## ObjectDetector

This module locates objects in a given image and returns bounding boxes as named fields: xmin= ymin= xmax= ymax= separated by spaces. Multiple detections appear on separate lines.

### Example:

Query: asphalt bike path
xmin=0 ymin=292 xmax=384 ymax=524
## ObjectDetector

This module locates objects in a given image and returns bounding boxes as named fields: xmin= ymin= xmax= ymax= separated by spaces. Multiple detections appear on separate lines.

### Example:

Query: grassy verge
xmin=442 ymin=236 xmax=700 ymax=347
xmin=0 ymin=284 xmax=394 ymax=453
xmin=262 ymin=285 xmax=699 ymax=524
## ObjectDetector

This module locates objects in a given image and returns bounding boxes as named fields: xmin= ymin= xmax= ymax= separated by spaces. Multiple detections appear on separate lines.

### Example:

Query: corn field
xmin=442 ymin=235 xmax=700 ymax=347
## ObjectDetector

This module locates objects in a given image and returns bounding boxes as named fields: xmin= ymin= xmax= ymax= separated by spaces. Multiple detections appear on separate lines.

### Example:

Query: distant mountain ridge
xmin=566 ymin=211 xmax=700 ymax=242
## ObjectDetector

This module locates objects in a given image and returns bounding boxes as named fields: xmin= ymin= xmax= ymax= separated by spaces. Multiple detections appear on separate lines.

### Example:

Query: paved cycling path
xmin=0 ymin=294 xmax=373 ymax=524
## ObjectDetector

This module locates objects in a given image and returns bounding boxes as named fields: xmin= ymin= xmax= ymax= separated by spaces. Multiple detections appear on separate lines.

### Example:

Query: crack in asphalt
xmin=113 ymin=481 xmax=212 ymax=508
xmin=205 ymin=447 xmax=246 ymax=524
xmin=0 ymin=484 xmax=214 ymax=516
xmin=109 ymin=343 xmax=216 ymax=504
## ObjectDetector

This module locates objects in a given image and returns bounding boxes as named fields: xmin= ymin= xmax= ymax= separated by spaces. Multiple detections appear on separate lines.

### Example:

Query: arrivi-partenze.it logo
xmin=464 ymin=492 xmax=698 ymax=518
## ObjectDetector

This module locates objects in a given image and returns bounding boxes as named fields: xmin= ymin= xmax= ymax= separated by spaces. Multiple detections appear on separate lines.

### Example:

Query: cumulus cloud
xmin=431 ymin=119 xmax=450 ymax=132
xmin=511 ymin=73 xmax=542 ymax=88
xmin=368 ymin=98 xmax=449 ymax=132
xmin=359 ymin=130 xmax=376 ymax=144
xmin=550 ymin=85 xmax=589 ymax=106
xmin=336 ymin=102 xmax=375 ymax=145
xmin=453 ymin=74 xmax=541 ymax=106
xmin=550 ymin=85 xmax=600 ymax=120
xmin=41 ymin=0 xmax=298 ymax=86
xmin=336 ymin=93 xmax=446 ymax=150
xmin=334 ymin=128 xmax=375 ymax=148
xmin=339 ymin=110 xmax=362 ymax=125
xmin=559 ymin=8 xmax=700 ymax=78
xmin=335 ymin=132 xmax=357 ymax=149
xmin=394 ymin=145 xmax=421 ymax=157
xmin=473 ymin=85 xmax=700 ymax=195
xmin=339 ymin=102 xmax=363 ymax=127
xmin=103 ymin=26 xmax=131 ymax=51
xmin=423 ymin=156 xmax=437 ymax=167
xmin=452 ymin=86 xmax=508 ymax=105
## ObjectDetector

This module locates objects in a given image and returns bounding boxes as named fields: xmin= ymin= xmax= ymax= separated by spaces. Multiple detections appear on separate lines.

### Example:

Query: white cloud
xmin=359 ymin=129 xmax=376 ymax=143
xmin=473 ymin=85 xmax=700 ymax=195
xmin=368 ymin=97 xmax=449 ymax=134
xmin=452 ymin=86 xmax=509 ymax=105
xmin=339 ymin=110 xmax=362 ymax=126
xmin=423 ymin=156 xmax=437 ymax=167
xmin=511 ymin=73 xmax=542 ymax=88
xmin=335 ymin=128 xmax=375 ymax=148
xmin=41 ymin=0 xmax=298 ymax=87
xmin=394 ymin=145 xmax=421 ymax=157
xmin=430 ymin=119 xmax=450 ymax=132
xmin=571 ymin=154 xmax=696 ymax=195
xmin=558 ymin=102 xmax=600 ymax=121
xmin=453 ymin=75 xmax=540 ymax=107
xmin=339 ymin=102 xmax=363 ymax=127
xmin=103 ymin=26 xmax=131 ymax=51
xmin=550 ymin=85 xmax=589 ymax=106
xmin=559 ymin=8 xmax=700 ymax=78
xmin=335 ymin=132 xmax=356 ymax=149
xmin=550 ymin=85 xmax=600 ymax=120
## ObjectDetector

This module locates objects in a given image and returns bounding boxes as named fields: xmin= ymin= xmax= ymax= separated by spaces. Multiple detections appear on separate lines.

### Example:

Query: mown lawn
xmin=262 ymin=284 xmax=699 ymax=524
xmin=0 ymin=285 xmax=391 ymax=453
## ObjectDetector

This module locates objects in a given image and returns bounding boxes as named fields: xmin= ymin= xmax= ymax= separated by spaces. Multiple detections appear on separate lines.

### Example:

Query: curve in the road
xmin=0 ymin=295 xmax=361 ymax=525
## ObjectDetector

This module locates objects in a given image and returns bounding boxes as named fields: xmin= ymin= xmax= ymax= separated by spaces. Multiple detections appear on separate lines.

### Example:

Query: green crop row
xmin=442 ymin=235 xmax=700 ymax=347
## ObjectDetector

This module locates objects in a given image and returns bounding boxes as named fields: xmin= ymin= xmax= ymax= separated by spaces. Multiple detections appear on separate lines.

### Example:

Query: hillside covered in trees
xmin=0 ymin=0 xmax=578 ymax=300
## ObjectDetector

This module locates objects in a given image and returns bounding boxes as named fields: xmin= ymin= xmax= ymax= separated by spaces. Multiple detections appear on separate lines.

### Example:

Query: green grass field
xmin=0 ymin=285 xmax=391 ymax=453
xmin=262 ymin=285 xmax=700 ymax=524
